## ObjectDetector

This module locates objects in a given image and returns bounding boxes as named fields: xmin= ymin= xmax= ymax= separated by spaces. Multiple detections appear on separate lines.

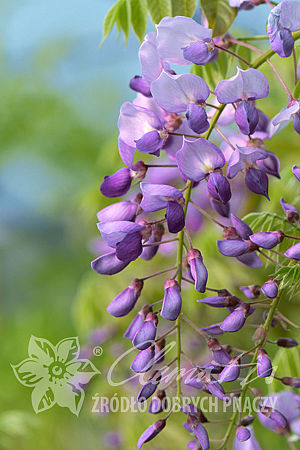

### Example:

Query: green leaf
xmin=200 ymin=0 xmax=237 ymax=37
xmin=117 ymin=0 xmax=131 ymax=44
xmin=101 ymin=1 xmax=121 ymax=44
xmin=294 ymin=81 xmax=300 ymax=99
xmin=171 ymin=0 xmax=197 ymax=17
xmin=130 ymin=0 xmax=148 ymax=42
xmin=147 ymin=0 xmax=172 ymax=25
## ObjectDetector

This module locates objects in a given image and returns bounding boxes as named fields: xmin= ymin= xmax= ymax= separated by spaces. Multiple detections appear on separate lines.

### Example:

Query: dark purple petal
xmin=235 ymin=101 xmax=259 ymax=135
xmin=107 ymin=279 xmax=143 ymax=318
xmin=207 ymin=172 xmax=231 ymax=204
xmin=201 ymin=323 xmax=223 ymax=335
xmin=210 ymin=197 xmax=230 ymax=217
xmin=91 ymin=252 xmax=130 ymax=275
xmin=187 ymin=248 xmax=208 ymax=293
xmin=240 ymin=285 xmax=260 ymax=299
xmin=186 ymin=104 xmax=209 ymax=134
xmin=249 ymin=231 xmax=284 ymax=249
xmin=148 ymin=390 xmax=166 ymax=414
xmin=256 ymin=151 xmax=280 ymax=179
xmin=161 ymin=279 xmax=182 ymax=321
xmin=198 ymin=296 xmax=239 ymax=308
xmin=140 ymin=182 xmax=183 ymax=212
xmin=166 ymin=201 xmax=185 ymax=233
xmin=280 ymin=197 xmax=299 ymax=222
xmin=124 ymin=312 xmax=144 ymax=339
xmin=182 ymin=40 xmax=211 ymax=65
xmin=135 ymin=130 xmax=164 ymax=154
xmin=100 ymin=168 xmax=132 ymax=198
xmin=245 ymin=168 xmax=269 ymax=200
xmin=236 ymin=252 xmax=262 ymax=268
xmin=230 ymin=214 xmax=253 ymax=240
xmin=192 ymin=423 xmax=209 ymax=450
xmin=275 ymin=337 xmax=298 ymax=348
xmin=129 ymin=75 xmax=151 ymax=97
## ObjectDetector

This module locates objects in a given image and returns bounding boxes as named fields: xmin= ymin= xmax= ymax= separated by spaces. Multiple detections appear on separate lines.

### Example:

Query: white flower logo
xmin=11 ymin=336 xmax=99 ymax=415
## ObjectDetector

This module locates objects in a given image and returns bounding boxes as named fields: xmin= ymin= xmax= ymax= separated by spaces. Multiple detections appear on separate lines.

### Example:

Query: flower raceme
xmin=92 ymin=10 xmax=300 ymax=450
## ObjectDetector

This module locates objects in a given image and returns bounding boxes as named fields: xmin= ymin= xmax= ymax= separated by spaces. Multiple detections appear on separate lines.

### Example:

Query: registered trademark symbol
xmin=93 ymin=346 xmax=103 ymax=356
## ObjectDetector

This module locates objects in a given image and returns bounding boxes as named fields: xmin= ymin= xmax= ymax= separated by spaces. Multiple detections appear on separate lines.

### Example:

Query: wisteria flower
xmin=151 ymin=71 xmax=210 ymax=134
xmin=215 ymin=68 xmax=269 ymax=135
xmin=140 ymin=183 xmax=185 ymax=233
xmin=272 ymin=100 xmax=300 ymax=135
xmin=156 ymin=16 xmax=214 ymax=65
xmin=267 ymin=0 xmax=300 ymax=58
xmin=176 ymin=137 xmax=225 ymax=182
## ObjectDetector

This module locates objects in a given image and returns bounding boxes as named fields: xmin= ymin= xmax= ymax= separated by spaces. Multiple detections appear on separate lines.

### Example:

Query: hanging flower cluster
xmin=92 ymin=2 xmax=300 ymax=449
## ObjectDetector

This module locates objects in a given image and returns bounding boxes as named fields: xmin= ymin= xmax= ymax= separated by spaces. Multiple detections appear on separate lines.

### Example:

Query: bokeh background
xmin=1 ymin=1 xmax=300 ymax=449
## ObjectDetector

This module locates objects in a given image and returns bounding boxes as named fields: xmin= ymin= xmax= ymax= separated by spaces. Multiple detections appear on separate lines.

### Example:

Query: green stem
xmin=219 ymin=294 xmax=281 ymax=449
xmin=175 ymin=180 xmax=193 ymax=398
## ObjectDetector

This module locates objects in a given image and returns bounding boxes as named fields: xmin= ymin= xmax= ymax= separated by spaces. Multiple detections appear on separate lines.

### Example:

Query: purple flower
xmin=293 ymin=165 xmax=300 ymax=181
xmin=118 ymin=102 xmax=167 ymax=167
xmin=234 ymin=426 xmax=261 ymax=449
xmin=186 ymin=414 xmax=209 ymax=450
xmin=219 ymin=358 xmax=240 ymax=382
xmin=201 ymin=323 xmax=224 ymax=335
xmin=231 ymin=214 xmax=253 ymax=240
xmin=100 ymin=168 xmax=133 ymax=198
xmin=156 ymin=16 xmax=213 ymax=65
xmin=187 ymin=248 xmax=208 ymax=293
xmin=133 ymin=313 xmax=158 ymax=350
xmin=161 ymin=279 xmax=182 ymax=321
xmin=272 ymin=100 xmax=300 ymax=135
xmin=267 ymin=0 xmax=300 ymax=58
xmin=131 ymin=346 xmax=155 ymax=373
xmin=137 ymin=370 xmax=161 ymax=402
xmin=259 ymin=405 xmax=288 ymax=430
xmin=217 ymin=239 xmax=254 ymax=257
xmin=151 ymin=71 xmax=210 ymax=134
xmin=208 ymin=338 xmax=231 ymax=365
xmin=98 ymin=220 xmax=146 ymax=262
xmin=137 ymin=419 xmax=166 ymax=448
xmin=141 ymin=223 xmax=165 ymax=261
xmin=249 ymin=230 xmax=284 ymax=249
xmin=235 ymin=100 xmax=259 ymax=135
xmin=220 ymin=304 xmax=251 ymax=332
xmin=280 ymin=197 xmax=299 ymax=222
xmin=107 ymin=279 xmax=143 ymax=317
xmin=91 ymin=251 xmax=130 ymax=275
xmin=140 ymin=183 xmax=185 ymax=233
xmin=236 ymin=426 xmax=251 ymax=442
xmin=148 ymin=390 xmax=166 ymax=414
xmin=245 ymin=167 xmax=270 ymax=200
xmin=275 ymin=338 xmax=298 ymax=348
xmin=257 ymin=349 xmax=273 ymax=378
xmin=258 ymin=391 xmax=300 ymax=433
xmin=215 ymin=68 xmax=269 ymax=104
xmin=240 ymin=285 xmax=260 ymax=299
xmin=176 ymin=137 xmax=225 ymax=182
xmin=281 ymin=376 xmax=300 ymax=387
xmin=130 ymin=76 xmax=152 ymax=97
xmin=124 ymin=305 xmax=151 ymax=339
xmin=207 ymin=172 xmax=231 ymax=204
xmin=261 ymin=279 xmax=278 ymax=298
xmin=198 ymin=296 xmax=239 ymax=308
xmin=256 ymin=150 xmax=280 ymax=179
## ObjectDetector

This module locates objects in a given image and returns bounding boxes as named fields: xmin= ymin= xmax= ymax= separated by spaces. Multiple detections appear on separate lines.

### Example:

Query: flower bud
xmin=137 ymin=370 xmax=161 ymax=403
xmin=133 ymin=313 xmax=158 ymax=350
xmin=250 ymin=230 xmax=284 ymax=249
xmin=218 ymin=358 xmax=240 ymax=383
xmin=207 ymin=338 xmax=230 ymax=365
xmin=187 ymin=248 xmax=208 ymax=293
xmin=280 ymin=197 xmax=299 ymax=222
xmin=161 ymin=279 xmax=182 ymax=321
xmin=217 ymin=239 xmax=252 ymax=257
xmin=285 ymin=242 xmax=300 ymax=260
xmin=137 ymin=419 xmax=166 ymax=449
xmin=97 ymin=201 xmax=138 ymax=223
xmin=141 ymin=223 xmax=165 ymax=261
xmin=275 ymin=337 xmax=298 ymax=348
xmin=187 ymin=414 xmax=210 ymax=450
xmin=220 ymin=304 xmax=251 ymax=332
xmin=198 ymin=296 xmax=239 ymax=308
xmin=257 ymin=349 xmax=272 ymax=378
xmin=131 ymin=346 xmax=155 ymax=373
xmin=107 ymin=279 xmax=143 ymax=317
xmin=210 ymin=197 xmax=230 ymax=217
xmin=240 ymin=284 xmax=260 ymax=299
xmin=201 ymin=323 xmax=223 ymax=335
xmin=100 ymin=168 xmax=133 ymax=198
xmin=129 ymin=75 xmax=151 ymax=97
xmin=148 ymin=389 xmax=166 ymax=414
xmin=281 ymin=376 xmax=300 ymax=388
xmin=261 ymin=279 xmax=278 ymax=298
xmin=231 ymin=214 xmax=253 ymax=240
xmin=292 ymin=165 xmax=300 ymax=182
xmin=259 ymin=406 xmax=288 ymax=429
xmin=240 ymin=416 xmax=255 ymax=426
xmin=181 ymin=404 xmax=208 ymax=423
xmin=154 ymin=338 xmax=166 ymax=364
xmin=91 ymin=251 xmax=130 ymax=275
